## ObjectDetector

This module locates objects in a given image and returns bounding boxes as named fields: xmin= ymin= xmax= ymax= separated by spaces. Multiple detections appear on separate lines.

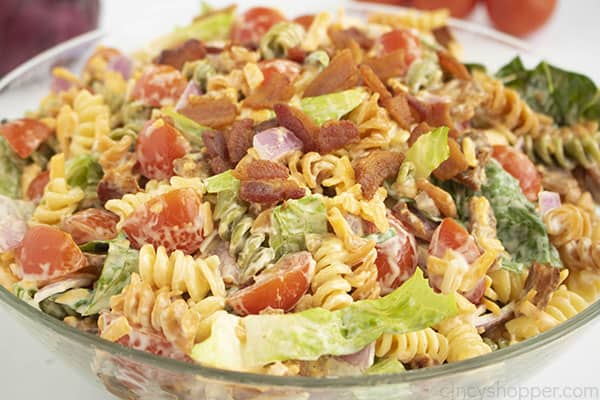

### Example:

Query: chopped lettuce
xmin=66 ymin=154 xmax=103 ymax=197
xmin=204 ymin=170 xmax=240 ymax=194
xmin=269 ymin=195 xmax=328 ymax=258
xmin=191 ymin=269 xmax=457 ymax=370
xmin=147 ymin=10 xmax=234 ymax=55
xmin=79 ymin=240 xmax=111 ymax=254
xmin=0 ymin=195 xmax=34 ymax=251
xmin=366 ymin=358 xmax=406 ymax=375
xmin=301 ymin=88 xmax=368 ymax=126
xmin=402 ymin=126 xmax=449 ymax=180
xmin=260 ymin=22 xmax=305 ymax=59
xmin=83 ymin=239 xmax=139 ymax=316
xmin=305 ymin=50 xmax=330 ymax=69
xmin=161 ymin=107 xmax=208 ymax=147
xmin=0 ymin=137 xmax=23 ymax=198
xmin=496 ymin=56 xmax=600 ymax=126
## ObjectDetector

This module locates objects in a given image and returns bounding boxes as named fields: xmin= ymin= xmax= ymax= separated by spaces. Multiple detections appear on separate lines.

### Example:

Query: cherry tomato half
xmin=258 ymin=59 xmax=301 ymax=83
xmin=26 ymin=170 xmax=50 ymax=202
xmin=429 ymin=218 xmax=480 ymax=264
xmin=122 ymin=188 xmax=205 ymax=254
xmin=375 ymin=214 xmax=418 ymax=294
xmin=377 ymin=29 xmax=422 ymax=66
xmin=1 ymin=118 xmax=52 ymax=159
xmin=132 ymin=65 xmax=187 ymax=108
xmin=492 ymin=145 xmax=541 ymax=202
xmin=227 ymin=251 xmax=315 ymax=316
xmin=62 ymin=208 xmax=119 ymax=245
xmin=231 ymin=7 xmax=286 ymax=48
xmin=486 ymin=0 xmax=557 ymax=37
xmin=293 ymin=14 xmax=315 ymax=31
xmin=16 ymin=225 xmax=87 ymax=282
xmin=136 ymin=118 xmax=190 ymax=180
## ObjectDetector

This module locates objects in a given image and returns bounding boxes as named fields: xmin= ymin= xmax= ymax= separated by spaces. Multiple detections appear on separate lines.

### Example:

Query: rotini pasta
xmin=437 ymin=316 xmax=491 ymax=362
xmin=368 ymin=9 xmax=449 ymax=32
xmin=69 ymin=90 xmax=111 ymax=157
xmin=544 ymin=204 xmax=592 ymax=247
xmin=566 ymin=269 xmax=600 ymax=303
xmin=287 ymin=151 xmax=355 ymax=194
xmin=376 ymin=328 xmax=449 ymax=364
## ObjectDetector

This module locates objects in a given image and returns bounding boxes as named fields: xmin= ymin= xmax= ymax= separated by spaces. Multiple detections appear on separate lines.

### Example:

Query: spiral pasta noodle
xmin=139 ymin=244 xmax=225 ymax=302
xmin=69 ymin=90 xmax=111 ymax=157
xmin=566 ymin=269 xmax=600 ymax=303
xmin=287 ymin=151 xmax=355 ymax=195
xmin=368 ymin=9 xmax=449 ymax=32
xmin=544 ymin=204 xmax=592 ymax=248
xmin=376 ymin=328 xmax=449 ymax=364
xmin=31 ymin=153 xmax=84 ymax=225
xmin=559 ymin=237 xmax=600 ymax=272
xmin=486 ymin=268 xmax=528 ymax=305
xmin=506 ymin=285 xmax=589 ymax=341
xmin=437 ymin=316 xmax=491 ymax=362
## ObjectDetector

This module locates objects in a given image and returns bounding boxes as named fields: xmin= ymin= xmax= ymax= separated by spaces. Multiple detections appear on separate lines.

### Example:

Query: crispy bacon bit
xmin=303 ymin=49 xmax=359 ymax=97
xmin=179 ymin=96 xmax=237 ymax=129
xmin=274 ymin=103 xmax=318 ymax=151
xmin=315 ymin=120 xmax=360 ymax=154
xmin=224 ymin=119 xmax=254 ymax=164
xmin=359 ymin=64 xmax=391 ymax=101
xmin=203 ymin=130 xmax=232 ymax=174
xmin=240 ymin=179 xmax=305 ymax=204
xmin=392 ymin=203 xmax=436 ymax=241
xmin=235 ymin=159 xmax=289 ymax=181
xmin=97 ymin=172 xmax=140 ymax=205
xmin=244 ymin=71 xmax=295 ymax=109
xmin=433 ymin=138 xmax=469 ymax=181
xmin=426 ymin=101 xmax=454 ymax=128
xmin=354 ymin=150 xmax=404 ymax=199
xmin=382 ymin=92 xmax=414 ymax=130
xmin=433 ymin=26 xmax=454 ymax=49
xmin=154 ymin=39 xmax=207 ymax=70
xmin=437 ymin=51 xmax=471 ymax=81
xmin=416 ymin=179 xmax=457 ymax=218
xmin=287 ymin=46 xmax=307 ymax=63
xmin=363 ymin=50 xmax=407 ymax=82
xmin=254 ymin=118 xmax=279 ymax=133
xmin=408 ymin=122 xmax=434 ymax=147
xmin=523 ymin=263 xmax=561 ymax=309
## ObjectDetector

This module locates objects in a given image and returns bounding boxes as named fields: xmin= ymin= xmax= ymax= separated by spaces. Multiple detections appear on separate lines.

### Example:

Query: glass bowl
xmin=1 ymin=2 xmax=598 ymax=399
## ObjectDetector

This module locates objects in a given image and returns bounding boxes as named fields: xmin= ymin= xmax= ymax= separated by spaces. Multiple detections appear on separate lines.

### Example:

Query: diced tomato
xmin=429 ymin=218 xmax=480 ymax=264
xmin=16 ymin=225 xmax=87 ymax=282
xmin=259 ymin=59 xmax=301 ymax=83
xmin=293 ymin=14 xmax=315 ymax=31
xmin=132 ymin=65 xmax=187 ymax=108
xmin=62 ymin=209 xmax=119 ymax=245
xmin=122 ymin=188 xmax=205 ymax=254
xmin=377 ymin=29 xmax=422 ymax=67
xmin=230 ymin=7 xmax=286 ymax=48
xmin=375 ymin=214 xmax=418 ymax=294
xmin=492 ymin=145 xmax=541 ymax=202
xmin=227 ymin=251 xmax=315 ymax=316
xmin=26 ymin=170 xmax=50 ymax=202
xmin=1 ymin=118 xmax=52 ymax=158
xmin=136 ymin=118 xmax=190 ymax=180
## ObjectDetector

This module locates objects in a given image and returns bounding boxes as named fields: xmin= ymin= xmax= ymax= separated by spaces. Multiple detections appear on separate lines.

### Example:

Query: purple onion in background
xmin=0 ymin=0 xmax=100 ymax=76
xmin=107 ymin=54 xmax=134 ymax=80
xmin=253 ymin=127 xmax=304 ymax=161
xmin=175 ymin=81 xmax=201 ymax=111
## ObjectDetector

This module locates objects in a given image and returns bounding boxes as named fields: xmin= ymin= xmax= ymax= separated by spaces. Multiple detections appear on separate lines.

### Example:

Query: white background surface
xmin=1 ymin=0 xmax=600 ymax=399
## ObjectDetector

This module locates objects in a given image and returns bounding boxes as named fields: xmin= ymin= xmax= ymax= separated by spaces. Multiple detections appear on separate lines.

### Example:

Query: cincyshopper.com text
xmin=440 ymin=382 xmax=599 ymax=400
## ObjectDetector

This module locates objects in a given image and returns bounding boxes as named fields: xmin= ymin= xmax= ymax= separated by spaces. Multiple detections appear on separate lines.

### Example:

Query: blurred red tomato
xmin=486 ymin=0 xmax=557 ymax=37
xmin=412 ymin=0 xmax=478 ymax=18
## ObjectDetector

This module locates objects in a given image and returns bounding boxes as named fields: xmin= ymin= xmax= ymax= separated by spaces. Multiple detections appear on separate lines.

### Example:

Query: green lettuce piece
xmin=162 ymin=107 xmax=208 ymax=147
xmin=204 ymin=170 xmax=240 ymax=194
xmin=260 ymin=22 xmax=305 ymax=59
xmin=496 ymin=56 xmax=600 ymax=126
xmin=191 ymin=269 xmax=457 ymax=370
xmin=83 ymin=239 xmax=139 ymax=316
xmin=366 ymin=358 xmax=406 ymax=375
xmin=148 ymin=11 xmax=234 ymax=55
xmin=66 ymin=154 xmax=103 ymax=197
xmin=402 ymin=126 xmax=449 ymax=180
xmin=301 ymin=88 xmax=368 ymax=126
xmin=0 ymin=137 xmax=23 ymax=198
xmin=305 ymin=50 xmax=330 ymax=69
xmin=269 ymin=195 xmax=328 ymax=257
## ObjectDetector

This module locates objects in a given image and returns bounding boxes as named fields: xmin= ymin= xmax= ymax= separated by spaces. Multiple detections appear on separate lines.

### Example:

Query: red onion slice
xmin=253 ymin=127 xmax=303 ymax=161
xmin=33 ymin=273 xmax=96 ymax=304
xmin=107 ymin=54 xmax=133 ymax=80
xmin=335 ymin=343 xmax=375 ymax=369
xmin=539 ymin=191 xmax=561 ymax=216
xmin=50 ymin=76 xmax=75 ymax=93
xmin=175 ymin=80 xmax=201 ymax=111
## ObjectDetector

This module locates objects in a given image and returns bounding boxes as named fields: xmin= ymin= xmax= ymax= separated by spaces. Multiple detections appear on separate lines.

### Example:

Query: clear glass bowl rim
xmin=1 ymin=3 xmax=598 ymax=389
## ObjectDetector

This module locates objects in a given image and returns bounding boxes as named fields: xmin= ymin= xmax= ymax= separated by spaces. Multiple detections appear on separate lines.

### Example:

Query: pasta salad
xmin=1 ymin=3 xmax=600 ymax=376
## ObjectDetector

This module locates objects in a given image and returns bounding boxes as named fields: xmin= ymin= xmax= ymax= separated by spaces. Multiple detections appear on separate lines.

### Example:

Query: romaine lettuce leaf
xmin=204 ymin=170 xmax=240 ymax=194
xmin=366 ymin=358 xmax=405 ymax=375
xmin=269 ymin=195 xmax=328 ymax=258
xmin=191 ymin=269 xmax=457 ymax=370
xmin=83 ymin=239 xmax=139 ymax=316
xmin=496 ymin=56 xmax=600 ymax=126
xmin=161 ymin=107 xmax=208 ymax=147
xmin=0 ymin=137 xmax=23 ymax=198
xmin=402 ymin=126 xmax=449 ymax=180
xmin=301 ymin=88 xmax=368 ymax=126
xmin=260 ymin=22 xmax=305 ymax=60
xmin=66 ymin=154 xmax=103 ymax=197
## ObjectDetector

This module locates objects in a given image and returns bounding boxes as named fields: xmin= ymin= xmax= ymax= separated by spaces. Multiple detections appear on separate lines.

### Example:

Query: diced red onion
xmin=107 ymin=54 xmax=133 ymax=80
xmin=50 ymin=75 xmax=75 ymax=93
xmin=33 ymin=273 xmax=96 ymax=304
xmin=253 ymin=127 xmax=303 ymax=161
xmin=539 ymin=191 xmax=561 ymax=216
xmin=175 ymin=80 xmax=201 ymax=111
xmin=335 ymin=343 xmax=375 ymax=369
xmin=0 ymin=196 xmax=34 ymax=252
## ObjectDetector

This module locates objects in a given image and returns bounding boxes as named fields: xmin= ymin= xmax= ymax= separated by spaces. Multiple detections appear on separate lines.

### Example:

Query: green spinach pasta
xmin=2 ymin=3 xmax=600 ymax=377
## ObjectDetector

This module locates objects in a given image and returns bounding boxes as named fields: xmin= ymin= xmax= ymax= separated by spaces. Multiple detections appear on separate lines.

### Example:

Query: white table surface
xmin=2 ymin=1 xmax=600 ymax=399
